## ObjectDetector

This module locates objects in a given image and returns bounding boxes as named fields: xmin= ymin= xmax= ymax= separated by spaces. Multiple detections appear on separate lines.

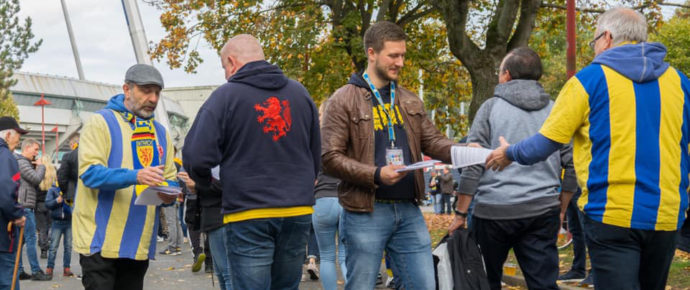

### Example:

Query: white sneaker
xmin=157 ymin=236 xmax=164 ymax=242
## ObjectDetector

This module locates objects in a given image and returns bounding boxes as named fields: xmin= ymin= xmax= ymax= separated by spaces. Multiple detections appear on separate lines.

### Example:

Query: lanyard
xmin=362 ymin=72 xmax=396 ymax=147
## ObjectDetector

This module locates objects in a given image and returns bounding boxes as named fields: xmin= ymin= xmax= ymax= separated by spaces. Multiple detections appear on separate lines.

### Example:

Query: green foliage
xmin=149 ymin=0 xmax=471 ymax=136
xmin=0 ymin=91 xmax=19 ymax=119
xmin=651 ymin=17 xmax=690 ymax=75
xmin=0 ymin=0 xmax=41 ymax=116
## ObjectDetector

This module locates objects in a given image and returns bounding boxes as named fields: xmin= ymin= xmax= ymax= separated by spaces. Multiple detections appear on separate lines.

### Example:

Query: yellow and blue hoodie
xmin=73 ymin=94 xmax=178 ymax=260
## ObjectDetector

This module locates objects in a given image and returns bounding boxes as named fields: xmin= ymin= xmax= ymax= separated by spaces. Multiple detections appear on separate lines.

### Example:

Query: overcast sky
xmin=17 ymin=0 xmax=225 ymax=88
xmin=16 ymin=1 xmax=684 ymax=89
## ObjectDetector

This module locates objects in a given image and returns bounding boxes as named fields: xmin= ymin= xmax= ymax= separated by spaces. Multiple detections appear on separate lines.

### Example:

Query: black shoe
xmin=205 ymin=263 xmax=214 ymax=273
xmin=31 ymin=270 xmax=52 ymax=281
xmin=40 ymin=250 xmax=47 ymax=259
xmin=557 ymin=270 xmax=586 ymax=282
xmin=18 ymin=271 xmax=31 ymax=280
xmin=376 ymin=273 xmax=383 ymax=286
xmin=578 ymin=273 xmax=594 ymax=288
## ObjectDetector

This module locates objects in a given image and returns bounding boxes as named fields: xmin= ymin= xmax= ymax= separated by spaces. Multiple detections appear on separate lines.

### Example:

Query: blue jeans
xmin=19 ymin=209 xmax=41 ymax=274
xmin=342 ymin=202 xmax=434 ymax=290
xmin=178 ymin=203 xmax=188 ymax=238
xmin=47 ymin=220 xmax=72 ymax=269
xmin=312 ymin=198 xmax=347 ymax=290
xmin=0 ymin=227 xmax=21 ymax=290
xmin=225 ymin=214 xmax=311 ymax=290
xmin=208 ymin=226 xmax=232 ymax=290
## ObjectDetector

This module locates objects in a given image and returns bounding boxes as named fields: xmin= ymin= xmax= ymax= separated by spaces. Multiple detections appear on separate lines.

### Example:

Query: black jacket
xmin=0 ymin=139 xmax=24 ymax=253
xmin=57 ymin=147 xmax=78 ymax=201
xmin=196 ymin=179 xmax=224 ymax=233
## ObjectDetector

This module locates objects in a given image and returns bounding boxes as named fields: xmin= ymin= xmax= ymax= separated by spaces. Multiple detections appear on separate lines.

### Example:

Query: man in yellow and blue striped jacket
xmin=486 ymin=7 xmax=689 ymax=290
xmin=73 ymin=64 xmax=178 ymax=290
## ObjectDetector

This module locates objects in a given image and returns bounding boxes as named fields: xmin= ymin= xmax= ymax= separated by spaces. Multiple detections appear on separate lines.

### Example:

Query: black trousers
xmin=678 ymin=209 xmax=690 ymax=253
xmin=35 ymin=202 xmax=52 ymax=252
xmin=189 ymin=229 xmax=212 ymax=265
xmin=565 ymin=193 xmax=587 ymax=273
xmin=80 ymin=252 xmax=149 ymax=290
xmin=584 ymin=215 xmax=678 ymax=290
xmin=472 ymin=209 xmax=560 ymax=290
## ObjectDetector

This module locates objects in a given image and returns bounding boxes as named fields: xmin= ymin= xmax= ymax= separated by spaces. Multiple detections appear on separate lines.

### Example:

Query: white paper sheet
xmin=395 ymin=160 xmax=441 ymax=172
xmin=211 ymin=166 xmax=220 ymax=181
xmin=134 ymin=186 xmax=182 ymax=206
xmin=450 ymin=146 xmax=493 ymax=168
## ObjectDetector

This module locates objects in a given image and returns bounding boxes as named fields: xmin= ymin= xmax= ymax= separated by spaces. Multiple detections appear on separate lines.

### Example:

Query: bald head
xmin=221 ymin=34 xmax=265 ymax=63
xmin=220 ymin=34 xmax=266 ymax=79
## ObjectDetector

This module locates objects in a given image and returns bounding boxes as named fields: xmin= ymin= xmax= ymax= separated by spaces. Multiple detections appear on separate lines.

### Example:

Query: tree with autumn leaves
xmin=147 ymin=0 xmax=688 ymax=136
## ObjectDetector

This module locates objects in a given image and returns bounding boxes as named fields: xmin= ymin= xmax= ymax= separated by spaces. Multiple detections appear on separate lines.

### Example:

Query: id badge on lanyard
xmin=386 ymin=146 xmax=404 ymax=166
xmin=363 ymin=72 xmax=404 ymax=166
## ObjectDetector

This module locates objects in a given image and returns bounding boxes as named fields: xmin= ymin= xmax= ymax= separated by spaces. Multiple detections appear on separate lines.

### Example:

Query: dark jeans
xmin=472 ymin=209 xmax=560 ymax=290
xmin=440 ymin=194 xmax=452 ymax=214
xmin=306 ymin=224 xmax=320 ymax=260
xmin=584 ymin=215 xmax=678 ymax=290
xmin=80 ymin=252 xmax=149 ymax=290
xmin=566 ymin=194 xmax=587 ymax=274
xmin=225 ymin=215 xmax=311 ymax=290
xmin=47 ymin=220 xmax=71 ymax=269
xmin=35 ymin=202 xmax=52 ymax=252
xmin=0 ymin=228 xmax=21 ymax=290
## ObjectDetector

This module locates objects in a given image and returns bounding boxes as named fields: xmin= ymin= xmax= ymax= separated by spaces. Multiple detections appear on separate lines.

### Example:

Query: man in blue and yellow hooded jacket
xmin=72 ymin=64 xmax=178 ymax=290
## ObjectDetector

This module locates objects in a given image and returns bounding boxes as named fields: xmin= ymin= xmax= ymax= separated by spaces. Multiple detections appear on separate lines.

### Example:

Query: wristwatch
xmin=454 ymin=209 xmax=468 ymax=217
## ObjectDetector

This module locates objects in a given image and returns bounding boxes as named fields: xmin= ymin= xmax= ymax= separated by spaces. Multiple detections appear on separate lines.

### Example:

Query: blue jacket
xmin=45 ymin=186 xmax=72 ymax=221
xmin=0 ymin=139 xmax=24 ymax=253
xmin=183 ymin=60 xmax=320 ymax=215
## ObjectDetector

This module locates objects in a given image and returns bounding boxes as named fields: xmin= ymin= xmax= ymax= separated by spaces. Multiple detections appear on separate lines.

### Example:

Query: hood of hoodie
xmin=348 ymin=72 xmax=370 ymax=89
xmin=228 ymin=60 xmax=288 ymax=90
xmin=103 ymin=94 xmax=154 ymax=119
xmin=493 ymin=79 xmax=550 ymax=111
xmin=592 ymin=42 xmax=669 ymax=83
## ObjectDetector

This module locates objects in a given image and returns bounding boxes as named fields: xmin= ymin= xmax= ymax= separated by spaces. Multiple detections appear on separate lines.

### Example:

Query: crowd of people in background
xmin=0 ymin=6 xmax=690 ymax=290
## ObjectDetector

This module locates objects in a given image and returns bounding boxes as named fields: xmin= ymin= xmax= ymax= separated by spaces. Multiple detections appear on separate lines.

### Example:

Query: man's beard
xmin=374 ymin=60 xmax=398 ymax=83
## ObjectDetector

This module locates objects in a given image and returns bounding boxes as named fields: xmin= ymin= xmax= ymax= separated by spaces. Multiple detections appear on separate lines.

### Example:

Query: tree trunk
xmin=466 ymin=59 xmax=499 ymax=121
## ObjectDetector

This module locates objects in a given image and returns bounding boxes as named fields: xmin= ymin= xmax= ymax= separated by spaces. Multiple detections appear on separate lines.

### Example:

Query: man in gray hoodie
xmin=448 ymin=47 xmax=577 ymax=290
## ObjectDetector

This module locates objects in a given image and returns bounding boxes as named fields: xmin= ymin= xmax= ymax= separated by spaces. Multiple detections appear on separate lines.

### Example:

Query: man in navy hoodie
xmin=183 ymin=34 xmax=320 ymax=290
xmin=0 ymin=116 xmax=28 ymax=289
xmin=486 ymin=7 xmax=690 ymax=289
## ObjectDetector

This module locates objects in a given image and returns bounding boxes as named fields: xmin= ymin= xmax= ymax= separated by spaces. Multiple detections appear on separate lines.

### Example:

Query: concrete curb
xmin=503 ymin=275 xmax=589 ymax=290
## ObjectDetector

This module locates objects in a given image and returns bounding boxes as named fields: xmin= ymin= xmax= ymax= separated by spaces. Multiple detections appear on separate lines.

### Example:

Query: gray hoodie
xmin=459 ymin=79 xmax=578 ymax=220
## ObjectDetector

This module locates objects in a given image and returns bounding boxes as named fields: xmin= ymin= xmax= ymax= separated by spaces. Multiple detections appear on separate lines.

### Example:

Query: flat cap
xmin=124 ymin=64 xmax=164 ymax=89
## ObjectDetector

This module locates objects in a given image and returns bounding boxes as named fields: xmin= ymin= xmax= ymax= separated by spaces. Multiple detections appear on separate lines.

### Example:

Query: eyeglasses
xmin=589 ymin=32 xmax=610 ymax=50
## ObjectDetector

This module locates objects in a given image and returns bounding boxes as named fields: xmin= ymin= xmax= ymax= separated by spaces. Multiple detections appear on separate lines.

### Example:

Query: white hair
xmin=597 ymin=7 xmax=647 ymax=46
xmin=0 ymin=129 xmax=17 ymax=141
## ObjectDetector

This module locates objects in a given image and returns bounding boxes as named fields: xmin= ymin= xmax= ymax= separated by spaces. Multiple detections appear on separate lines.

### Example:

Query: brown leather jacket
xmin=322 ymin=83 xmax=456 ymax=212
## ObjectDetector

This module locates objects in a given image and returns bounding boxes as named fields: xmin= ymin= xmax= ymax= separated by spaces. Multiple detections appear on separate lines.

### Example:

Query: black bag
xmin=447 ymin=228 xmax=490 ymax=290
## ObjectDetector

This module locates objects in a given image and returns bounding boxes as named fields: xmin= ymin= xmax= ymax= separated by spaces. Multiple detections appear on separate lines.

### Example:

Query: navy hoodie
xmin=183 ymin=60 xmax=320 ymax=215
xmin=0 ymin=139 xmax=23 ymax=253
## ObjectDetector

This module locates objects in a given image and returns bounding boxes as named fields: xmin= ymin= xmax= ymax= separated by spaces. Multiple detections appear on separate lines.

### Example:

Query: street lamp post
xmin=33 ymin=94 xmax=52 ymax=155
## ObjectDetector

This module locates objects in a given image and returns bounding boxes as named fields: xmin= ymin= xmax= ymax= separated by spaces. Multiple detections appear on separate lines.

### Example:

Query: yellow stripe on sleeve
xmin=540 ymin=77 xmax=590 ymax=144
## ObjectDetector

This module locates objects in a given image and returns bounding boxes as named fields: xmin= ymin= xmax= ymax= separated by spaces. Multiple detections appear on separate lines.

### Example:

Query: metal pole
xmin=566 ymin=0 xmax=576 ymax=79
xmin=59 ymin=0 xmax=85 ymax=80
xmin=41 ymin=105 xmax=45 ymax=155
xmin=121 ymin=0 xmax=170 ymax=129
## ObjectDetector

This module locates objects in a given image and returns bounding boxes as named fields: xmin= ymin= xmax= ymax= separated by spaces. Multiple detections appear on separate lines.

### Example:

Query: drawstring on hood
xmin=593 ymin=42 xmax=670 ymax=83
xmin=493 ymin=79 xmax=550 ymax=111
